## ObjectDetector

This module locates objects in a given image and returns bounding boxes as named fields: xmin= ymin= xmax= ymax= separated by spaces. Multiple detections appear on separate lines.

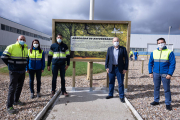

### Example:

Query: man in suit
xmin=105 ymin=37 xmax=128 ymax=103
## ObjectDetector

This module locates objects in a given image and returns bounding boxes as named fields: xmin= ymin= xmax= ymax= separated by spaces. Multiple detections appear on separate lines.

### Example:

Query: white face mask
xmin=158 ymin=43 xmax=165 ymax=49
xmin=57 ymin=39 xmax=62 ymax=43
xmin=113 ymin=42 xmax=119 ymax=47
xmin=33 ymin=44 xmax=39 ymax=48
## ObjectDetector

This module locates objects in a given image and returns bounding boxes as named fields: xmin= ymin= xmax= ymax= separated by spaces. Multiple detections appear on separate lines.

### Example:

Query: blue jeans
xmin=153 ymin=72 xmax=171 ymax=105
xmin=29 ymin=70 xmax=42 ymax=93
xmin=52 ymin=64 xmax=66 ymax=92
xmin=108 ymin=66 xmax=124 ymax=98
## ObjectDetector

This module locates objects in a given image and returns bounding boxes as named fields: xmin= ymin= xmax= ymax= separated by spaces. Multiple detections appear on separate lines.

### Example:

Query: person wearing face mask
xmin=26 ymin=39 xmax=45 ymax=99
xmin=105 ymin=37 xmax=128 ymax=103
xmin=1 ymin=35 xmax=28 ymax=114
xmin=148 ymin=38 xmax=176 ymax=111
xmin=47 ymin=33 xmax=70 ymax=98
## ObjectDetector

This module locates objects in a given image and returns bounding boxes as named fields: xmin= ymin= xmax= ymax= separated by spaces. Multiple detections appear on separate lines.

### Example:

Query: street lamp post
xmin=168 ymin=26 xmax=172 ymax=49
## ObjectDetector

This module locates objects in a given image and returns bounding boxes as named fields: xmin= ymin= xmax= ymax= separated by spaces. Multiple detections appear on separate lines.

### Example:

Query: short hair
xmin=57 ymin=33 xmax=63 ymax=37
xmin=157 ymin=38 xmax=166 ymax=44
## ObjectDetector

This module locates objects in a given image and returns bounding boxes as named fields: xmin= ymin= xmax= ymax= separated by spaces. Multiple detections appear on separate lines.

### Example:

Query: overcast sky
xmin=0 ymin=0 xmax=180 ymax=36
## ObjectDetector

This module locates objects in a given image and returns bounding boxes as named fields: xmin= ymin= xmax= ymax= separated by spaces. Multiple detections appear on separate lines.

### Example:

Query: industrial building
xmin=130 ymin=34 xmax=180 ymax=56
xmin=0 ymin=16 xmax=52 ymax=56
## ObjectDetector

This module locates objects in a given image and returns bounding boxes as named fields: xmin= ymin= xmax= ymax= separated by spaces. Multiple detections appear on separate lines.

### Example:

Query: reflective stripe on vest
xmin=153 ymin=49 xmax=172 ymax=62
xmin=53 ymin=52 xmax=66 ymax=59
xmin=65 ymin=49 xmax=70 ymax=55
xmin=28 ymin=49 xmax=43 ymax=60
xmin=48 ymin=50 xmax=53 ymax=56
xmin=3 ymin=41 xmax=28 ymax=64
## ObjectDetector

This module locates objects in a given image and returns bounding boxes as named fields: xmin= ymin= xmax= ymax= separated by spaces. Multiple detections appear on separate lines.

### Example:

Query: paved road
xmin=45 ymin=87 xmax=135 ymax=120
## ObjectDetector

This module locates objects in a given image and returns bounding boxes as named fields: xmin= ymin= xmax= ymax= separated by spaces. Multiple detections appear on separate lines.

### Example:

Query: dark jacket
xmin=105 ymin=46 xmax=128 ymax=73
xmin=47 ymin=42 xmax=70 ymax=66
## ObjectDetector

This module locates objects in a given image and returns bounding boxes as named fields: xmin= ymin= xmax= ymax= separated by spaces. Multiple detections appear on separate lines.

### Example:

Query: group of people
xmin=129 ymin=50 xmax=138 ymax=61
xmin=1 ymin=34 xmax=70 ymax=114
xmin=105 ymin=37 xmax=175 ymax=111
xmin=1 ymin=35 xmax=175 ymax=114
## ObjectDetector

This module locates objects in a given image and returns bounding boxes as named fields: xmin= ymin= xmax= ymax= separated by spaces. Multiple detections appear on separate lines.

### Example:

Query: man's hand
xmin=47 ymin=66 xmax=50 ymax=71
xmin=41 ymin=70 xmax=44 ymax=72
xmin=106 ymin=68 xmax=109 ymax=73
xmin=166 ymin=75 xmax=171 ymax=79
xmin=65 ymin=65 xmax=69 ymax=71
xmin=123 ymin=70 xmax=127 ymax=74
xmin=26 ymin=70 xmax=29 ymax=73
xmin=149 ymin=74 xmax=153 ymax=78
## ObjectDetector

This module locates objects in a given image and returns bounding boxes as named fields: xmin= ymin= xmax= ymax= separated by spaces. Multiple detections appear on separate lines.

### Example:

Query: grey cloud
xmin=0 ymin=0 xmax=180 ymax=35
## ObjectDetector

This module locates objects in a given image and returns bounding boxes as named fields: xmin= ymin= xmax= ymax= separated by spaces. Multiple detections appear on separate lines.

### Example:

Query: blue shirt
xmin=113 ymin=47 xmax=119 ymax=65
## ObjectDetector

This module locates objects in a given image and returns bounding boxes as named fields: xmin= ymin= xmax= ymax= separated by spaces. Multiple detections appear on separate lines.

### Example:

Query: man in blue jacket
xmin=134 ymin=50 xmax=138 ymax=60
xmin=148 ymin=38 xmax=176 ymax=111
xmin=105 ymin=37 xmax=128 ymax=103
xmin=48 ymin=33 xmax=70 ymax=98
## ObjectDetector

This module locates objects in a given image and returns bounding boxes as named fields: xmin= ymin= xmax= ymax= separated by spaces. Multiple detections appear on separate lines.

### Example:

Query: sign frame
xmin=52 ymin=19 xmax=131 ymax=89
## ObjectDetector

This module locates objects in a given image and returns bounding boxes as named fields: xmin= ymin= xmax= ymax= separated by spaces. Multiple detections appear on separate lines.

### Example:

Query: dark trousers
xmin=29 ymin=70 xmax=42 ymax=93
xmin=52 ymin=64 xmax=66 ymax=92
xmin=108 ymin=66 xmax=125 ymax=98
xmin=153 ymin=72 xmax=171 ymax=105
xmin=7 ymin=71 xmax=25 ymax=108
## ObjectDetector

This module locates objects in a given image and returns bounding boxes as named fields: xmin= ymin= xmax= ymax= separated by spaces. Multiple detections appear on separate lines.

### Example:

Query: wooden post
xmin=87 ymin=62 xmax=90 ymax=80
xmin=133 ymin=59 xmax=134 ymax=67
xmin=147 ymin=54 xmax=148 ymax=60
xmin=89 ymin=62 xmax=93 ymax=91
xmin=72 ymin=61 xmax=76 ymax=91
xmin=124 ymin=21 xmax=131 ymax=90
xmin=106 ymin=73 xmax=109 ymax=88
xmin=52 ymin=19 xmax=56 ymax=44
xmin=141 ymin=60 xmax=144 ymax=74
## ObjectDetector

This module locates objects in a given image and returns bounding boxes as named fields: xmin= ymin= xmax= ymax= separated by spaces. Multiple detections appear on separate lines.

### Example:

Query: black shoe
xmin=106 ymin=96 xmax=113 ymax=99
xmin=50 ymin=91 xmax=55 ymax=98
xmin=120 ymin=98 xmax=125 ymax=103
xmin=37 ymin=93 xmax=41 ymax=98
xmin=150 ymin=101 xmax=159 ymax=106
xmin=166 ymin=105 xmax=172 ymax=111
xmin=13 ymin=100 xmax=25 ymax=106
xmin=31 ymin=93 xmax=35 ymax=99
xmin=7 ymin=107 xmax=17 ymax=114
xmin=62 ymin=91 xmax=69 ymax=97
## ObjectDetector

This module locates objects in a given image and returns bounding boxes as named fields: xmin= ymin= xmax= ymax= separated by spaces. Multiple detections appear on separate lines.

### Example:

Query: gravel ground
xmin=0 ymin=56 xmax=180 ymax=119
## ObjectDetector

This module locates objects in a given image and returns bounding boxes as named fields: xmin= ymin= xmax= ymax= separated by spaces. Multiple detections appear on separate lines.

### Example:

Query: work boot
xmin=166 ymin=105 xmax=172 ymax=111
xmin=51 ymin=91 xmax=55 ymax=98
xmin=106 ymin=96 xmax=113 ymax=99
xmin=62 ymin=91 xmax=69 ymax=97
xmin=31 ymin=93 xmax=35 ymax=99
xmin=120 ymin=98 xmax=125 ymax=103
xmin=150 ymin=101 xmax=159 ymax=106
xmin=37 ymin=93 xmax=41 ymax=98
xmin=13 ymin=100 xmax=25 ymax=106
xmin=7 ymin=107 xmax=17 ymax=114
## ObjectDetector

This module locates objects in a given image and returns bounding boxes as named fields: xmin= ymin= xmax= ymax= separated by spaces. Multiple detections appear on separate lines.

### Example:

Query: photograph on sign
xmin=55 ymin=22 xmax=128 ymax=59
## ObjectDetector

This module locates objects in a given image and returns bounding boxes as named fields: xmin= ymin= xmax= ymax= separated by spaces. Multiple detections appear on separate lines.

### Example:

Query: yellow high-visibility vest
xmin=28 ymin=49 xmax=43 ymax=61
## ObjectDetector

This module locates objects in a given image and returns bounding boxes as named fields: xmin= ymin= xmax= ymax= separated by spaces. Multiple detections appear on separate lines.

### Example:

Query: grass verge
xmin=0 ymin=61 xmax=106 ymax=77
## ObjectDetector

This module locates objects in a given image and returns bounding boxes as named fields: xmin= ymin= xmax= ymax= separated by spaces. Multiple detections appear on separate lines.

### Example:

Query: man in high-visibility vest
xmin=47 ymin=33 xmax=70 ymax=98
xmin=148 ymin=38 xmax=176 ymax=111
xmin=129 ymin=50 xmax=133 ymax=61
xmin=1 ymin=35 xmax=28 ymax=114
